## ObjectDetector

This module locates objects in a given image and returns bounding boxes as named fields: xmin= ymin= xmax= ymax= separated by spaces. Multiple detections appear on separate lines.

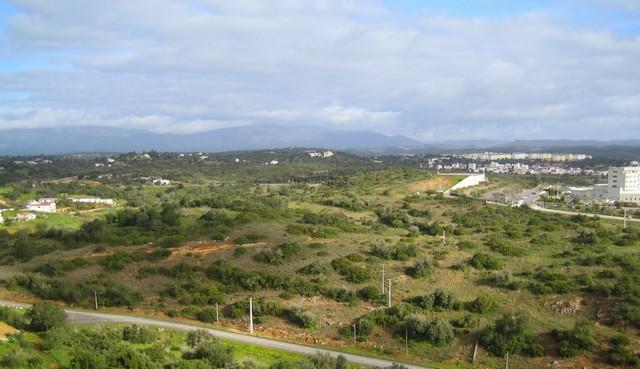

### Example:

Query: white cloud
xmin=0 ymin=0 xmax=639 ymax=140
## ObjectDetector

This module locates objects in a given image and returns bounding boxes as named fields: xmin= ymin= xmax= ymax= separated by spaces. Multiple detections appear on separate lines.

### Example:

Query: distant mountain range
xmin=0 ymin=125 xmax=422 ymax=155
xmin=0 ymin=125 xmax=638 ymax=156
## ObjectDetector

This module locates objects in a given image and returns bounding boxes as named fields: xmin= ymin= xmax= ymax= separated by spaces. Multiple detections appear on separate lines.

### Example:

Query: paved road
xmin=0 ymin=300 xmax=431 ymax=369
xmin=530 ymin=204 xmax=640 ymax=223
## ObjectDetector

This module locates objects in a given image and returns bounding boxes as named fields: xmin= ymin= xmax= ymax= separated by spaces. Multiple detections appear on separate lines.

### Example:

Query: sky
xmin=0 ymin=0 xmax=639 ymax=141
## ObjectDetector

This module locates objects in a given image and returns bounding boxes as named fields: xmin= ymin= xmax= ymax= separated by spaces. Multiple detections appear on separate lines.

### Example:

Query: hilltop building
xmin=25 ymin=200 xmax=56 ymax=213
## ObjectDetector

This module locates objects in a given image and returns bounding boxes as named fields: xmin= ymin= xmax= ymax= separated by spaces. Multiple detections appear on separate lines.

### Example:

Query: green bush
xmin=122 ymin=325 xmax=159 ymax=344
xmin=328 ymin=288 xmax=358 ymax=304
xmin=331 ymin=258 xmax=372 ymax=283
xmin=553 ymin=319 xmax=597 ymax=358
xmin=406 ymin=259 xmax=433 ymax=278
xmin=357 ymin=286 xmax=385 ymax=304
xmin=469 ymin=253 xmax=502 ymax=270
xmin=298 ymin=261 xmax=327 ymax=276
xmin=0 ymin=306 xmax=28 ymax=330
xmin=405 ymin=315 xmax=455 ymax=346
xmin=286 ymin=307 xmax=317 ymax=329
xmin=196 ymin=308 xmax=218 ymax=323
xmin=487 ymin=237 xmax=526 ymax=257
xmin=607 ymin=335 xmax=640 ymax=366
xmin=406 ymin=289 xmax=459 ymax=311
xmin=254 ymin=242 xmax=301 ymax=265
xmin=26 ymin=302 xmax=67 ymax=332
xmin=480 ymin=312 xmax=535 ymax=356
xmin=370 ymin=243 xmax=419 ymax=261
xmin=467 ymin=294 xmax=498 ymax=314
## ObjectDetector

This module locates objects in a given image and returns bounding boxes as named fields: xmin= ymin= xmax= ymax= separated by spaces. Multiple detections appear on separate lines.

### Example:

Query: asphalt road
xmin=0 ymin=300 xmax=432 ymax=369
xmin=530 ymin=204 xmax=640 ymax=223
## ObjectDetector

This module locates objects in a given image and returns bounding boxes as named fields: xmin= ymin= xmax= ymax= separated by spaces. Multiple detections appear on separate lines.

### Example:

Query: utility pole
xmin=505 ymin=351 xmax=509 ymax=369
xmin=94 ymin=291 xmax=98 ymax=310
xmin=381 ymin=263 xmax=385 ymax=294
xmin=249 ymin=298 xmax=254 ymax=334
xmin=624 ymin=208 xmax=628 ymax=230
xmin=216 ymin=303 xmax=219 ymax=323
xmin=352 ymin=324 xmax=357 ymax=344
xmin=405 ymin=328 xmax=409 ymax=354
xmin=443 ymin=230 xmax=446 ymax=245
xmin=387 ymin=279 xmax=392 ymax=308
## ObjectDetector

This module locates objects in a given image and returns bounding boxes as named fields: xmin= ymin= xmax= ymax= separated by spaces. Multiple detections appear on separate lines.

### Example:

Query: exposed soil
xmin=169 ymin=241 xmax=267 ymax=259
xmin=407 ymin=177 xmax=456 ymax=193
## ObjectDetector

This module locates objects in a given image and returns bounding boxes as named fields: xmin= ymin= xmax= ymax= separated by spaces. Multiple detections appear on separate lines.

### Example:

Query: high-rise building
xmin=608 ymin=167 xmax=640 ymax=203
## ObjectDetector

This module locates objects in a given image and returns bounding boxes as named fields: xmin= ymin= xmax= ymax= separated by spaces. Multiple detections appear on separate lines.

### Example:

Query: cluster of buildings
xmin=431 ymin=160 xmax=596 ymax=176
xmin=456 ymin=152 xmax=591 ymax=162
xmin=135 ymin=176 xmax=172 ymax=186
xmin=307 ymin=150 xmax=334 ymax=158
xmin=12 ymin=158 xmax=54 ymax=166
xmin=564 ymin=166 xmax=640 ymax=204
xmin=0 ymin=196 xmax=116 ymax=225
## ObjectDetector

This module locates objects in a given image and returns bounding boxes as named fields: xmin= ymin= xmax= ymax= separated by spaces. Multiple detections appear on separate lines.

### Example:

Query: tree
xmin=185 ymin=339 xmax=234 ymax=368
xmin=187 ymin=329 xmax=215 ymax=348
xmin=26 ymin=301 xmax=67 ymax=332
xmin=480 ymin=312 xmax=534 ymax=356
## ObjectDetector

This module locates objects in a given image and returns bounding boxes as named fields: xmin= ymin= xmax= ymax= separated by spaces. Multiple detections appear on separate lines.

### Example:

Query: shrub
xmin=370 ymin=243 xmax=419 ymax=261
xmin=196 ymin=308 xmax=218 ymax=323
xmin=357 ymin=286 xmax=385 ymax=304
xmin=468 ymin=294 xmax=498 ymax=314
xmin=406 ymin=289 xmax=458 ymax=311
xmin=405 ymin=315 xmax=455 ymax=346
xmin=457 ymin=240 xmax=479 ymax=250
xmin=331 ymin=258 xmax=372 ymax=283
xmin=122 ymin=325 xmax=158 ymax=344
xmin=0 ymin=306 xmax=28 ymax=330
xmin=329 ymin=288 xmax=358 ymax=304
xmin=254 ymin=242 xmax=301 ymax=265
xmin=406 ymin=259 xmax=433 ymax=279
xmin=26 ymin=302 xmax=67 ymax=332
xmin=487 ymin=237 xmax=526 ymax=257
xmin=469 ymin=253 xmax=502 ymax=270
xmin=553 ymin=319 xmax=597 ymax=358
xmin=287 ymin=307 xmax=316 ymax=329
xmin=298 ymin=261 xmax=327 ymax=276
xmin=608 ymin=335 xmax=640 ymax=366
xmin=480 ymin=312 xmax=535 ymax=356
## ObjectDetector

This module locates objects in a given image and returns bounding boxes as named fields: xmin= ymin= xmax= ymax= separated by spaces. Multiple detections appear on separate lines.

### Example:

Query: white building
xmin=26 ymin=200 xmax=56 ymax=213
xmin=71 ymin=198 xmax=114 ymax=206
xmin=16 ymin=212 xmax=37 ymax=222
xmin=608 ymin=167 xmax=640 ymax=204
xmin=152 ymin=178 xmax=171 ymax=186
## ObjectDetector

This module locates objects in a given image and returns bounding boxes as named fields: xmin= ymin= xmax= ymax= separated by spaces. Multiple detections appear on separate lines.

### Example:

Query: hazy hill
xmin=0 ymin=125 xmax=422 ymax=155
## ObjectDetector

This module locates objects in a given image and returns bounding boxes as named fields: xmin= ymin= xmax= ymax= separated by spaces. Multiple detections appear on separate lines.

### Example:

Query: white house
xmin=152 ymin=178 xmax=171 ymax=186
xmin=16 ymin=212 xmax=36 ymax=222
xmin=26 ymin=200 xmax=56 ymax=213
xmin=71 ymin=198 xmax=114 ymax=206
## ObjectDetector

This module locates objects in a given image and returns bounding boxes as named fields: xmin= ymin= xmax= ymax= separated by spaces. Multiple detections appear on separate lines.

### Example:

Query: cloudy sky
xmin=0 ymin=0 xmax=639 ymax=141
